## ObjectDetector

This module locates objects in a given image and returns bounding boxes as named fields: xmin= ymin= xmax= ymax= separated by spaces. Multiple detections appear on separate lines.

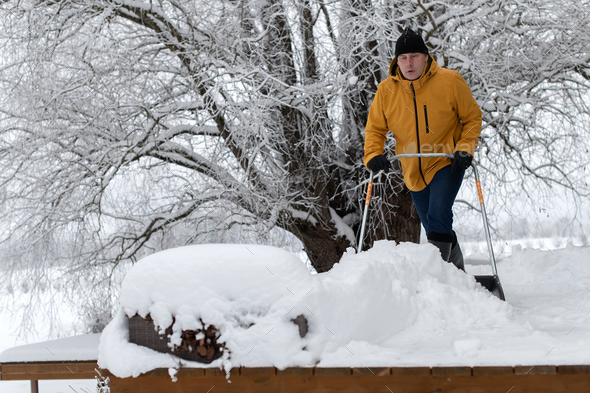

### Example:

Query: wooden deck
xmin=102 ymin=365 xmax=590 ymax=393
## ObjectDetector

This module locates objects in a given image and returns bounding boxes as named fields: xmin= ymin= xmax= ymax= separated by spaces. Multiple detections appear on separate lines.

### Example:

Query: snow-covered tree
xmin=0 ymin=0 xmax=589 ymax=330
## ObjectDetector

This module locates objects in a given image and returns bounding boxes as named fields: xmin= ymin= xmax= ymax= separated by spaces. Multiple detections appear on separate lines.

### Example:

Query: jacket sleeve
xmin=453 ymin=72 xmax=482 ymax=156
xmin=363 ymin=85 xmax=390 ymax=168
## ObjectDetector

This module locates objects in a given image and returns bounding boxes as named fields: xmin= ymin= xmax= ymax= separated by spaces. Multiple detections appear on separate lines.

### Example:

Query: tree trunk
xmin=288 ymin=219 xmax=353 ymax=273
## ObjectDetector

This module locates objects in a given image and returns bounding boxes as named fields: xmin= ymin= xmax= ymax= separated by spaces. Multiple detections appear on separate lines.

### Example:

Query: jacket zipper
xmin=424 ymin=105 xmax=430 ymax=133
xmin=411 ymin=84 xmax=427 ymax=186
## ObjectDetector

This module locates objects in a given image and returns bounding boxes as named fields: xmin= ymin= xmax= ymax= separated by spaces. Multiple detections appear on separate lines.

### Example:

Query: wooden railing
xmin=1 ymin=361 xmax=98 ymax=393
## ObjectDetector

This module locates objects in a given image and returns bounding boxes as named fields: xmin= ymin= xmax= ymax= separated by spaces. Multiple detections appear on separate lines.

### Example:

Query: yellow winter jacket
xmin=363 ymin=55 xmax=482 ymax=192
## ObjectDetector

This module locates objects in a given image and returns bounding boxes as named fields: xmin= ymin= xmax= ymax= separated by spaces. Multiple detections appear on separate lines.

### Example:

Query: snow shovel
xmin=358 ymin=153 xmax=506 ymax=301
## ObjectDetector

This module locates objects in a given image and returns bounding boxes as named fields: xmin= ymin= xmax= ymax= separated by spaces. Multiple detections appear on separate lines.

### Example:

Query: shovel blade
xmin=474 ymin=275 xmax=506 ymax=301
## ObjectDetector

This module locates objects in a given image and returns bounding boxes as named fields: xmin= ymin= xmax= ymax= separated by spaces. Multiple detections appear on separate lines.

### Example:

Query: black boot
xmin=427 ymin=232 xmax=454 ymax=262
xmin=449 ymin=236 xmax=465 ymax=271
xmin=428 ymin=239 xmax=452 ymax=261
xmin=449 ymin=231 xmax=465 ymax=271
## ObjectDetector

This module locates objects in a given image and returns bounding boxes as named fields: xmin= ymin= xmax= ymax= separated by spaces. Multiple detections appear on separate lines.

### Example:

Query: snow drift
xmin=99 ymin=241 xmax=590 ymax=378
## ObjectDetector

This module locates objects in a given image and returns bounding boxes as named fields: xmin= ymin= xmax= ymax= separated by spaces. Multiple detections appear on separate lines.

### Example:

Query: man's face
xmin=397 ymin=53 xmax=429 ymax=81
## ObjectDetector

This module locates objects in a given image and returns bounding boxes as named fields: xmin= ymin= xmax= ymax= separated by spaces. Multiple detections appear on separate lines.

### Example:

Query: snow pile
xmin=98 ymin=241 xmax=590 ymax=378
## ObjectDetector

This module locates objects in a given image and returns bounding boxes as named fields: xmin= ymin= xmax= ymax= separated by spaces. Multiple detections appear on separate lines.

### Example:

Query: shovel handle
xmin=389 ymin=153 xmax=454 ymax=160
xmin=358 ymin=170 xmax=374 ymax=253
xmin=471 ymin=164 xmax=499 ymax=277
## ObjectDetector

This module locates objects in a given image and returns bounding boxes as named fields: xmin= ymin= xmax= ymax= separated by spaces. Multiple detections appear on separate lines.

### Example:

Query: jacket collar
xmin=389 ymin=54 xmax=439 ymax=91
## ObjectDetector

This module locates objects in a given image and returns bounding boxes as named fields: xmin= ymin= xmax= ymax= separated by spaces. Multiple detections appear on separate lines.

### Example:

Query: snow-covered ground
xmin=2 ymin=238 xmax=589 ymax=391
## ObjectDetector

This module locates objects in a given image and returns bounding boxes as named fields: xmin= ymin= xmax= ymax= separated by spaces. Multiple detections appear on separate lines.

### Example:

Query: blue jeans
xmin=410 ymin=165 xmax=464 ymax=236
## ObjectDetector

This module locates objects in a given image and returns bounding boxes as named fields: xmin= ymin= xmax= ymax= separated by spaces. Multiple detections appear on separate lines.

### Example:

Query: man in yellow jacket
xmin=363 ymin=27 xmax=482 ymax=270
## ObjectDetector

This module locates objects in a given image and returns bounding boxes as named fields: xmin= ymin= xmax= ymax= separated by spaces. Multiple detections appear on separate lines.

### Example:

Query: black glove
xmin=451 ymin=151 xmax=473 ymax=173
xmin=367 ymin=154 xmax=391 ymax=173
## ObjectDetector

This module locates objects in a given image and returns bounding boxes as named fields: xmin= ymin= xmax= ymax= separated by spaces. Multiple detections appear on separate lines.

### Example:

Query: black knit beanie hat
xmin=395 ymin=27 xmax=429 ymax=57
